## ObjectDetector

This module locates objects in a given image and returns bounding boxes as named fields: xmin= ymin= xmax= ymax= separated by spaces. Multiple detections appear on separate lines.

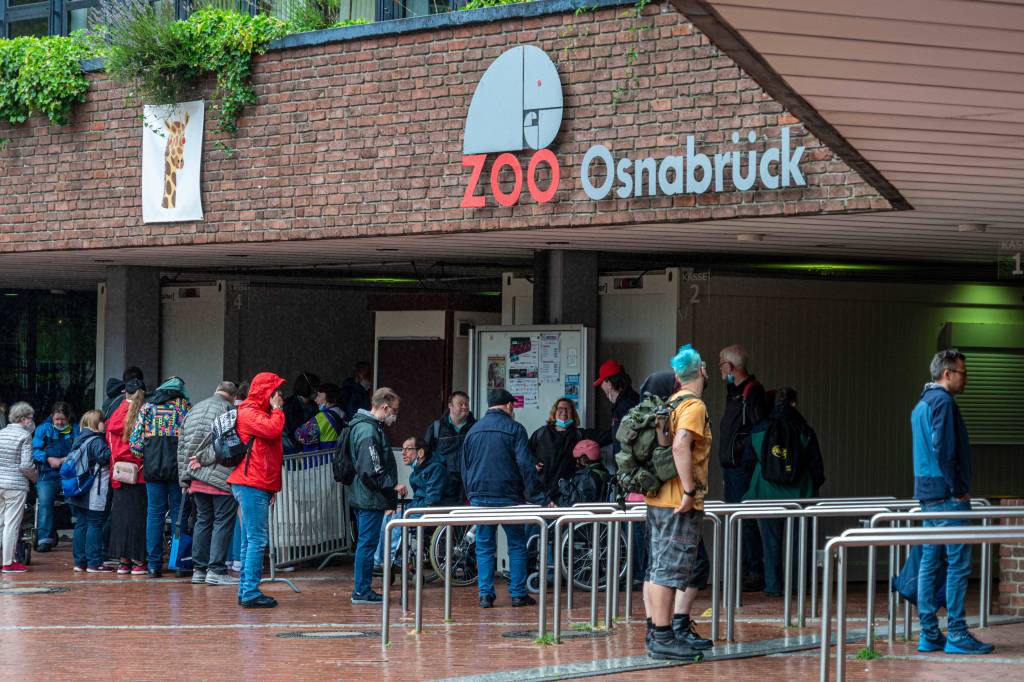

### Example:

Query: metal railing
xmin=865 ymin=506 xmax=1024 ymax=645
xmin=382 ymin=513 xmax=550 ymax=648
xmin=724 ymin=506 xmax=894 ymax=640
xmin=820 ymin=525 xmax=1024 ymax=682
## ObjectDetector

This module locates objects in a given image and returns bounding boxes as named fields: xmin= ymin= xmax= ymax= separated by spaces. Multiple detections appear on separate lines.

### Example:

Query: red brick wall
xmin=998 ymin=498 xmax=1024 ymax=616
xmin=0 ymin=2 xmax=891 ymax=254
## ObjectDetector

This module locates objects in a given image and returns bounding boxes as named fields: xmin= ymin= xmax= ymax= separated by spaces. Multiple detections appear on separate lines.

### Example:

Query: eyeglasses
xmin=948 ymin=369 xmax=967 ymax=375
xmin=401 ymin=446 xmax=418 ymax=452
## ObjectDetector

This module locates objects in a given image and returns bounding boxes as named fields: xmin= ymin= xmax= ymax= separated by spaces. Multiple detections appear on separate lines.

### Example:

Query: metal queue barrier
xmin=865 ymin=506 xmax=1024 ymax=646
xmin=725 ymin=506 xmax=894 ymax=641
xmin=819 ymin=526 xmax=1024 ymax=682
xmin=267 ymin=449 xmax=352 ymax=574
xmin=382 ymin=513 xmax=550 ymax=649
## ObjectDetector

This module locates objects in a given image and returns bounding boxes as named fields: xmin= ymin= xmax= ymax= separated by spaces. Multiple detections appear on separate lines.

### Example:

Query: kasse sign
xmin=460 ymin=45 xmax=807 ymax=208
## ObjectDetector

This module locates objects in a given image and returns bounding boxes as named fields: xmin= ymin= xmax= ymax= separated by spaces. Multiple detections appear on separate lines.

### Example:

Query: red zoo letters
xmin=461 ymin=149 xmax=561 ymax=208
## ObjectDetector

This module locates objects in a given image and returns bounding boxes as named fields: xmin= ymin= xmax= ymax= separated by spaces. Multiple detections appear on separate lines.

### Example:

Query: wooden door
xmin=376 ymin=338 xmax=447 ymax=446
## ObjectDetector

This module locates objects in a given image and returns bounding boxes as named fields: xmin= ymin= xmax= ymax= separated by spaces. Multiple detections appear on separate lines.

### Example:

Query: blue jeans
xmin=723 ymin=465 xmax=763 ymax=578
xmin=471 ymin=498 xmax=528 ymax=599
xmin=35 ymin=477 xmax=60 ymax=546
xmin=759 ymin=518 xmax=797 ymax=594
xmin=919 ymin=497 xmax=972 ymax=635
xmin=72 ymin=506 xmax=108 ymax=568
xmin=145 ymin=481 xmax=182 ymax=571
xmin=354 ymin=508 xmax=384 ymax=596
xmin=228 ymin=515 xmax=242 ymax=562
xmin=233 ymin=484 xmax=272 ymax=603
xmin=374 ymin=511 xmax=401 ymax=566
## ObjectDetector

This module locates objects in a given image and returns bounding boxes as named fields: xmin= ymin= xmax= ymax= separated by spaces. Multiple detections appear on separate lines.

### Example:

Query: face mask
xmin=725 ymin=374 xmax=735 ymax=384
xmin=384 ymin=412 xmax=397 ymax=427
xmin=23 ymin=421 xmax=36 ymax=435
xmin=555 ymin=418 xmax=574 ymax=428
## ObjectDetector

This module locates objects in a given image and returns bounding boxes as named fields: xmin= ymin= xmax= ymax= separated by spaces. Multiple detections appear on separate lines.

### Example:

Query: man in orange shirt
xmin=645 ymin=344 xmax=712 ymax=660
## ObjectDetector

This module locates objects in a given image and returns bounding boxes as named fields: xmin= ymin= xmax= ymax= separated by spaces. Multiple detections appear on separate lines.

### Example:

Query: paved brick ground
xmin=0 ymin=541 xmax=1019 ymax=681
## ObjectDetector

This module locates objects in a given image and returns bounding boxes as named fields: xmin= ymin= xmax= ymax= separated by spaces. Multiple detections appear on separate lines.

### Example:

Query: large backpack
xmin=757 ymin=416 xmax=809 ymax=484
xmin=59 ymin=442 xmax=96 ymax=498
xmin=210 ymin=409 xmax=251 ymax=468
xmin=330 ymin=426 xmax=356 ymax=485
xmin=614 ymin=392 xmax=695 ymax=496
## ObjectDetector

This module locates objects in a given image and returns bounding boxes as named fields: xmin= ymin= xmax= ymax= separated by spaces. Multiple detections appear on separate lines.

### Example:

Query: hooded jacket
xmin=129 ymin=377 xmax=190 ymax=483
xmin=101 ymin=378 xmax=125 ymax=417
xmin=345 ymin=409 xmax=398 ymax=510
xmin=461 ymin=408 xmax=545 ymax=505
xmin=177 ymin=392 xmax=234 ymax=491
xmin=66 ymin=428 xmax=111 ymax=512
xmin=409 ymin=452 xmax=449 ymax=510
xmin=32 ymin=417 xmax=78 ymax=482
xmin=227 ymin=372 xmax=286 ymax=493
xmin=912 ymin=382 xmax=971 ymax=502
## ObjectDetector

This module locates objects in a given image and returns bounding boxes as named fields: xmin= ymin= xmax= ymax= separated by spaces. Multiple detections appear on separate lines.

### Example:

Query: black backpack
xmin=210 ymin=409 xmax=251 ymax=468
xmin=330 ymin=426 xmax=356 ymax=485
xmin=758 ymin=416 xmax=809 ymax=484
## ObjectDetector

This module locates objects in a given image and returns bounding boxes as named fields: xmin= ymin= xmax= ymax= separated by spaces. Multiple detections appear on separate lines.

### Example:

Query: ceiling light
xmin=736 ymin=233 xmax=765 ymax=242
xmin=957 ymin=223 xmax=987 ymax=233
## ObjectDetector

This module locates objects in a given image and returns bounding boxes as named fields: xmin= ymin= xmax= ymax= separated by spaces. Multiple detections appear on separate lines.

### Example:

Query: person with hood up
xmin=129 ymin=376 xmax=190 ymax=578
xmin=67 ymin=410 xmax=112 ymax=573
xmin=32 ymin=401 xmax=77 ymax=551
xmin=346 ymin=387 xmax=404 ymax=605
xmin=227 ymin=372 xmax=287 ymax=608
xmin=101 ymin=366 xmax=145 ymax=418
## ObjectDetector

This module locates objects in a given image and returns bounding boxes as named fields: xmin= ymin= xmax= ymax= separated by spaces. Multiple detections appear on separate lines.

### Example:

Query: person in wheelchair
xmin=556 ymin=440 xmax=610 ymax=507
xmin=385 ymin=437 xmax=448 ymax=576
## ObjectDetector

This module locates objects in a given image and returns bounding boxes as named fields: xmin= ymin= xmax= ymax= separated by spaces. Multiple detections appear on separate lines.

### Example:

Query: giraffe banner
xmin=142 ymin=100 xmax=204 ymax=223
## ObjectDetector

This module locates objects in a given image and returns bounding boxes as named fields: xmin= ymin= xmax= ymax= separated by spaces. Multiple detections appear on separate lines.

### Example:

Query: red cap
xmin=593 ymin=359 xmax=624 ymax=387
xmin=573 ymin=440 xmax=601 ymax=462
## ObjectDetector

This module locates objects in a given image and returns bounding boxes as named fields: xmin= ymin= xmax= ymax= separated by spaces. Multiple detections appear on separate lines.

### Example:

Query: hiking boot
xmin=673 ymin=618 xmax=714 ymax=649
xmin=191 ymin=569 xmax=207 ymax=584
xmin=944 ymin=630 xmax=994 ymax=655
xmin=479 ymin=594 xmax=495 ymax=609
xmin=350 ymin=590 xmax=383 ymax=605
xmin=918 ymin=629 xmax=946 ymax=652
xmin=511 ymin=594 xmax=537 ymax=607
xmin=647 ymin=636 xmax=704 ymax=661
xmin=205 ymin=572 xmax=239 ymax=586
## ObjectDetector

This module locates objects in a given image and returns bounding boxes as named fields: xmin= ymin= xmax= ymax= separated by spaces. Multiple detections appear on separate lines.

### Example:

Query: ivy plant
xmin=0 ymin=34 xmax=92 ymax=127
xmin=97 ymin=0 xmax=290 ymax=138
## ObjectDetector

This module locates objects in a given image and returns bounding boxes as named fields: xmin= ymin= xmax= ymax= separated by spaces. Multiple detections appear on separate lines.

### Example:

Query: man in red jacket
xmin=227 ymin=372 xmax=286 ymax=608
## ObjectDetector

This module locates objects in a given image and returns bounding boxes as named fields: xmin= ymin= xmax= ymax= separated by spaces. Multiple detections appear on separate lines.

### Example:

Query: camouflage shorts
xmin=646 ymin=506 xmax=704 ymax=591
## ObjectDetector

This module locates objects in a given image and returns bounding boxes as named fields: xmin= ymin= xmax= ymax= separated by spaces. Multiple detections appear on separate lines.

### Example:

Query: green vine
xmin=612 ymin=0 xmax=652 ymax=106
xmin=97 ymin=1 xmax=290 ymax=138
xmin=0 ymin=34 xmax=92 ymax=127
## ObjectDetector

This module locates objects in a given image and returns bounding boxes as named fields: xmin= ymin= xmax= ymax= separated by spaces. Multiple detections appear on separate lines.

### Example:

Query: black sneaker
xmin=511 ymin=594 xmax=537 ymax=607
xmin=351 ymin=590 xmax=383 ymax=605
xmin=647 ymin=637 xmax=704 ymax=661
xmin=479 ymin=594 xmax=495 ymax=609
xmin=674 ymin=620 xmax=714 ymax=649
xmin=241 ymin=594 xmax=278 ymax=609
xmin=147 ymin=568 xmax=163 ymax=579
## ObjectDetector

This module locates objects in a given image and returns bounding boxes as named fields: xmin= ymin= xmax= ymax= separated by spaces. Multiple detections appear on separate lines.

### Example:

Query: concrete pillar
xmin=532 ymin=250 xmax=599 ymax=327
xmin=102 ymin=267 xmax=161 ymax=387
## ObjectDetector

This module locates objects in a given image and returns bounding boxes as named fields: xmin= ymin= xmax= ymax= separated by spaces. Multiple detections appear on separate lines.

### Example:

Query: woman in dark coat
xmin=529 ymin=398 xmax=582 ymax=505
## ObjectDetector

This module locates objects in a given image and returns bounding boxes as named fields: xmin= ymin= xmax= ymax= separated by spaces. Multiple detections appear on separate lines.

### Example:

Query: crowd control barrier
xmin=865 ymin=506 xmax=1024 ymax=645
xmin=268 ymin=449 xmax=352 ymax=572
xmin=820 ymin=525 xmax=1024 ymax=682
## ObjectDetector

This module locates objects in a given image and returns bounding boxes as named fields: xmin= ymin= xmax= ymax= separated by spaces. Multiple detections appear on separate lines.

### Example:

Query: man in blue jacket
xmin=461 ymin=389 xmax=545 ymax=609
xmin=911 ymin=348 xmax=993 ymax=655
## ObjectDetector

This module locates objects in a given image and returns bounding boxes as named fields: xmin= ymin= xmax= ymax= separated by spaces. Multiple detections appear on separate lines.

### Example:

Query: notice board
xmin=470 ymin=325 xmax=595 ymax=435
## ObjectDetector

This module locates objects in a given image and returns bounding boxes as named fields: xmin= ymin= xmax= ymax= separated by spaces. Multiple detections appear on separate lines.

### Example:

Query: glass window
xmin=7 ymin=0 xmax=46 ymax=6
xmin=339 ymin=0 xmax=374 ymax=22
xmin=402 ymin=0 xmax=451 ymax=17
xmin=7 ymin=16 xmax=47 ymax=36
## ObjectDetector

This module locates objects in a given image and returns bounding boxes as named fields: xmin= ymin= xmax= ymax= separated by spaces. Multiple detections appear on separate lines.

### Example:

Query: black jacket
xmin=598 ymin=387 xmax=640 ymax=455
xmin=529 ymin=425 xmax=581 ymax=503
xmin=718 ymin=376 xmax=767 ymax=469
xmin=424 ymin=414 xmax=476 ymax=479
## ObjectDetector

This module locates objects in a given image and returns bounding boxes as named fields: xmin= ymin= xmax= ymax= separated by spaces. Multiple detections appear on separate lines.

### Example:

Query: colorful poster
xmin=540 ymin=333 xmax=560 ymax=383
xmin=487 ymin=356 xmax=506 ymax=390
xmin=509 ymin=377 xmax=538 ymax=408
xmin=142 ymin=100 xmax=205 ymax=223
xmin=509 ymin=336 xmax=539 ymax=369
xmin=564 ymin=374 xmax=580 ymax=404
